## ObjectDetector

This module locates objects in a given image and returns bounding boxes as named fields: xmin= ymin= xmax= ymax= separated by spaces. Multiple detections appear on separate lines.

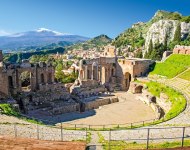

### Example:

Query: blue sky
xmin=0 ymin=0 xmax=190 ymax=38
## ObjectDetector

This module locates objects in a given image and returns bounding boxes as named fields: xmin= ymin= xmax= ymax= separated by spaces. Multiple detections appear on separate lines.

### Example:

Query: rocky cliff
xmin=113 ymin=10 xmax=190 ymax=57
xmin=144 ymin=20 xmax=190 ymax=53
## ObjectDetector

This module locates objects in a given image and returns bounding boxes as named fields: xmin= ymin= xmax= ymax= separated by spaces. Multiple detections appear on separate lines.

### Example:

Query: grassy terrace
xmin=146 ymin=81 xmax=186 ymax=120
xmin=178 ymin=69 xmax=190 ymax=81
xmin=150 ymin=54 xmax=190 ymax=78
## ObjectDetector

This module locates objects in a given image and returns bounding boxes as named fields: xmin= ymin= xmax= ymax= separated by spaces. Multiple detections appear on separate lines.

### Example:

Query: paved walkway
xmin=88 ymin=131 xmax=103 ymax=150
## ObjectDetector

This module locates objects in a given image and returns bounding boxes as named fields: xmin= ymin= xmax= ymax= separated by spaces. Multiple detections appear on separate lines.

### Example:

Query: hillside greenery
xmin=113 ymin=10 xmax=190 ymax=60
xmin=112 ymin=24 xmax=147 ymax=49
xmin=150 ymin=10 xmax=190 ymax=23
xmin=66 ymin=34 xmax=112 ymax=51
xmin=150 ymin=54 xmax=190 ymax=78
xmin=3 ymin=47 xmax=65 ymax=63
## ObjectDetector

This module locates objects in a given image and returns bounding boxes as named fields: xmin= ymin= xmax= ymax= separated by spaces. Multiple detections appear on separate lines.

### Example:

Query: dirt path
xmin=0 ymin=136 xmax=86 ymax=150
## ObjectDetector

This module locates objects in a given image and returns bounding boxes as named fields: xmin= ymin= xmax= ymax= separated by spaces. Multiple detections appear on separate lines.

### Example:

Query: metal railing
xmin=87 ymin=126 xmax=190 ymax=150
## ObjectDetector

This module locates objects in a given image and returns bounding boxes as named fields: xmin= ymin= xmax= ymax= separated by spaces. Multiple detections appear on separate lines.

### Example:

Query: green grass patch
xmin=146 ymin=81 xmax=186 ymax=120
xmin=178 ymin=69 xmax=190 ymax=81
xmin=0 ymin=104 xmax=20 ymax=116
xmin=86 ymin=131 xmax=92 ymax=143
xmin=98 ymin=132 xmax=190 ymax=150
xmin=150 ymin=54 xmax=190 ymax=78
xmin=0 ymin=103 xmax=43 ymax=125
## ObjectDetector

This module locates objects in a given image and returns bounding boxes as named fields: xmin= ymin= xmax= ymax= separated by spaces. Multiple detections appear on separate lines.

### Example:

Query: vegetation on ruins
xmin=146 ymin=81 xmax=186 ymax=120
xmin=0 ymin=104 xmax=20 ymax=116
xmin=150 ymin=54 xmax=190 ymax=78
xmin=55 ymin=60 xmax=78 ymax=84
xmin=0 ymin=104 xmax=43 ymax=124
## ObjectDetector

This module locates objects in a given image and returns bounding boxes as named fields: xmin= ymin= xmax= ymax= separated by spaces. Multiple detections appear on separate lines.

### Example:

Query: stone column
xmin=18 ymin=72 xmax=22 ymax=92
xmin=96 ymin=66 xmax=98 ymax=81
xmin=101 ymin=66 xmax=106 ymax=84
xmin=78 ymin=69 xmax=82 ymax=80
xmin=91 ymin=66 xmax=94 ymax=80
xmin=84 ymin=66 xmax=88 ymax=80
xmin=99 ymin=65 xmax=102 ymax=82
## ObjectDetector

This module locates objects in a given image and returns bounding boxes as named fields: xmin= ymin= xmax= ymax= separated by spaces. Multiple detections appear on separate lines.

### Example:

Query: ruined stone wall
xmin=85 ymin=97 xmax=119 ymax=111
xmin=36 ymin=66 xmax=55 ymax=85
xmin=0 ymin=50 xmax=3 ymax=62
xmin=132 ymin=60 xmax=153 ymax=77
xmin=1 ymin=61 xmax=55 ymax=96
xmin=52 ymin=103 xmax=79 ymax=114
xmin=0 ymin=70 xmax=9 ymax=96
xmin=79 ymin=57 xmax=116 ymax=84
xmin=173 ymin=45 xmax=190 ymax=55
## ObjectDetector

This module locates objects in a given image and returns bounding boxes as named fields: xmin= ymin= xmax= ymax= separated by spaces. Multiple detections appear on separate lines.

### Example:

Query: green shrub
xmin=0 ymin=104 xmax=20 ymax=116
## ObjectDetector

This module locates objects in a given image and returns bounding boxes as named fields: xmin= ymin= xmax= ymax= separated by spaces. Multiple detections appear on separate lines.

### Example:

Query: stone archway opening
xmin=124 ymin=72 xmax=131 ymax=91
xmin=20 ymin=71 xmax=31 ymax=92
xmin=8 ymin=76 xmax=13 ymax=88
xmin=47 ymin=73 xmax=52 ymax=83
xmin=41 ymin=73 xmax=45 ymax=84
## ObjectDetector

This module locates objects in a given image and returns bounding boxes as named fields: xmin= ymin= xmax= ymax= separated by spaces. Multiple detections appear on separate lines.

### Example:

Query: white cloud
xmin=0 ymin=30 xmax=11 ymax=36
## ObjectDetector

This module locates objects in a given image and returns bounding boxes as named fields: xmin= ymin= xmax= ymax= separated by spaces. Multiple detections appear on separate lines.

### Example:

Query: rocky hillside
xmin=113 ymin=10 xmax=190 ymax=60
xmin=66 ymin=34 xmax=112 ymax=51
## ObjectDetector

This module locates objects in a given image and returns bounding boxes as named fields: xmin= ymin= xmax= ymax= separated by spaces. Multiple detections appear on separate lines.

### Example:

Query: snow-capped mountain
xmin=0 ymin=28 xmax=89 ymax=50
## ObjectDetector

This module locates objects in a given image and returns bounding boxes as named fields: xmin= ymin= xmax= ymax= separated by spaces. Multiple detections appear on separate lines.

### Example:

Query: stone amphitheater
xmin=0 ymin=46 xmax=190 ymax=149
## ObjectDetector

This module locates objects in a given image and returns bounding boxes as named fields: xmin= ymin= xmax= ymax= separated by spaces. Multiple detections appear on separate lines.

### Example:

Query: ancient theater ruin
xmin=0 ymin=47 xmax=154 ymax=116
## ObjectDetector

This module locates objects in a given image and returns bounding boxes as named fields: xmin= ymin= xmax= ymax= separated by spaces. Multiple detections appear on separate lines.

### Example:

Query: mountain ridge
xmin=66 ymin=34 xmax=112 ymax=51
xmin=0 ymin=28 xmax=89 ymax=51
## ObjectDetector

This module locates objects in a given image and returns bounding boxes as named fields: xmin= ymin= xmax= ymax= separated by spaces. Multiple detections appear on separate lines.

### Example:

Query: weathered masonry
xmin=0 ymin=50 xmax=55 ymax=96
xmin=78 ymin=46 xmax=154 ymax=91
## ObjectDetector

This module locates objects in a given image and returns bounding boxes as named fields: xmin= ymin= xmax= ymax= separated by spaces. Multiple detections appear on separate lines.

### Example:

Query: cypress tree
xmin=147 ymin=39 xmax=153 ymax=58
xmin=173 ymin=23 xmax=181 ymax=43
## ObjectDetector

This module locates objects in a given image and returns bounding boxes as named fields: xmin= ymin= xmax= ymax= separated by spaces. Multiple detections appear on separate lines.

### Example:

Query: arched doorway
xmin=124 ymin=72 xmax=131 ymax=91
xmin=41 ymin=73 xmax=45 ymax=84
xmin=8 ymin=76 xmax=13 ymax=88
xmin=47 ymin=73 xmax=52 ymax=83
xmin=20 ymin=71 xmax=31 ymax=92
